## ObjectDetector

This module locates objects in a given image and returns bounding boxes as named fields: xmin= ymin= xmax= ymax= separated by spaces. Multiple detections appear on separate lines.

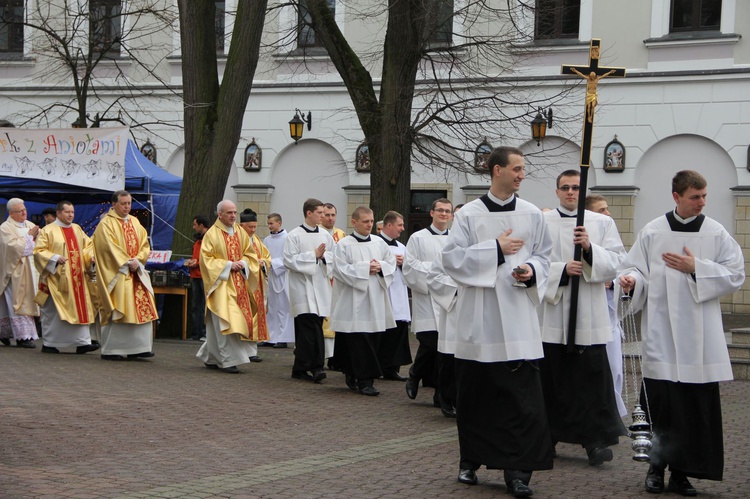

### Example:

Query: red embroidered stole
xmin=61 ymin=226 xmax=89 ymax=323
xmin=120 ymin=218 xmax=157 ymax=322
xmin=223 ymin=230 xmax=254 ymax=331
xmin=251 ymin=236 xmax=268 ymax=341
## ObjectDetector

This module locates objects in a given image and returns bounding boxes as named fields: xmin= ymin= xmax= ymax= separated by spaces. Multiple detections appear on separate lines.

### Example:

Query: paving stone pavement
xmin=1 ymin=339 xmax=748 ymax=498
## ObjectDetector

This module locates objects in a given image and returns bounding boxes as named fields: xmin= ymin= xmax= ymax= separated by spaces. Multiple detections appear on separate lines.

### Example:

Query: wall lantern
xmin=531 ymin=107 xmax=553 ymax=146
xmin=289 ymin=109 xmax=312 ymax=144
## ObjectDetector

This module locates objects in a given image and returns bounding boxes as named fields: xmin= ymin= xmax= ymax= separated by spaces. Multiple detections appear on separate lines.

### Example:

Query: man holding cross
xmin=538 ymin=170 xmax=627 ymax=465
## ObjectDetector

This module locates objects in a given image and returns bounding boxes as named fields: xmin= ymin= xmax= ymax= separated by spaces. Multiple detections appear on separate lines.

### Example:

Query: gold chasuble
xmin=34 ymin=224 xmax=95 ymax=324
xmin=93 ymin=210 xmax=158 ymax=325
xmin=201 ymin=221 xmax=259 ymax=340
xmin=0 ymin=219 xmax=39 ymax=316
xmin=250 ymin=233 xmax=271 ymax=342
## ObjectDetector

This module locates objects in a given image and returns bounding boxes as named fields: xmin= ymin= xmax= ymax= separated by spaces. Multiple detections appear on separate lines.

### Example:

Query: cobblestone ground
xmin=1 ymin=339 xmax=748 ymax=498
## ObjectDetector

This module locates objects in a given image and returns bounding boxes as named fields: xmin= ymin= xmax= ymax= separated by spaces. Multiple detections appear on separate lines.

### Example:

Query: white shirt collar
xmin=429 ymin=224 xmax=448 ymax=235
xmin=302 ymin=222 xmax=317 ymax=232
xmin=557 ymin=205 xmax=577 ymax=217
xmin=487 ymin=190 xmax=514 ymax=206
xmin=54 ymin=220 xmax=72 ymax=228
xmin=673 ymin=210 xmax=697 ymax=224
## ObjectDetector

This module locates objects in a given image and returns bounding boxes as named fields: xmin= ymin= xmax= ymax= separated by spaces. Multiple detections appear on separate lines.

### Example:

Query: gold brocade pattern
xmin=120 ymin=219 xmax=158 ymax=322
xmin=223 ymin=231 xmax=254 ymax=331
xmin=61 ymin=227 xmax=88 ymax=323
xmin=251 ymin=237 xmax=269 ymax=342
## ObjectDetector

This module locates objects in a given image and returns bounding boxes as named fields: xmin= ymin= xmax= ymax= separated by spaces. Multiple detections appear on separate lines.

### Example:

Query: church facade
xmin=1 ymin=0 xmax=750 ymax=312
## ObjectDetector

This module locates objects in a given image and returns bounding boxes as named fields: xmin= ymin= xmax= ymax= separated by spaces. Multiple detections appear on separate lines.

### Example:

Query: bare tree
xmin=280 ymin=0 xmax=579 ymax=223
xmin=0 ymin=0 xmax=180 ymax=143
xmin=173 ymin=0 xmax=268 ymax=254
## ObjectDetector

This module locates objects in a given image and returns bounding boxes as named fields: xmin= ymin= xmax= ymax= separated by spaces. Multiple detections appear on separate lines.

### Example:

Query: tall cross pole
xmin=561 ymin=39 xmax=626 ymax=351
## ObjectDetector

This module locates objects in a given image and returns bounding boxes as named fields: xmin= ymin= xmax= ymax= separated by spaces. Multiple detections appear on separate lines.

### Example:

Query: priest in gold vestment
xmin=197 ymin=200 xmax=260 ymax=373
xmin=33 ymin=201 xmax=100 ymax=354
xmin=93 ymin=191 xmax=158 ymax=360
xmin=0 ymin=198 xmax=40 ymax=348
xmin=239 ymin=209 xmax=270 ymax=362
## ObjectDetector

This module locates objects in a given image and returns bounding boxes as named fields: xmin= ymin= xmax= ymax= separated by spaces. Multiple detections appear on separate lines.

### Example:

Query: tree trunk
xmin=172 ymin=0 xmax=267 ymax=255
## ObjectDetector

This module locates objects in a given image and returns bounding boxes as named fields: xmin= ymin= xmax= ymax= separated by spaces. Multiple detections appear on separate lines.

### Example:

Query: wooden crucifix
xmin=561 ymin=39 xmax=626 ymax=351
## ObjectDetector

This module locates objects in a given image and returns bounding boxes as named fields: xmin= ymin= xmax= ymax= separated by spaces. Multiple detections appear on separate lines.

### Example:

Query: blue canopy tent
xmin=0 ymin=140 xmax=182 ymax=250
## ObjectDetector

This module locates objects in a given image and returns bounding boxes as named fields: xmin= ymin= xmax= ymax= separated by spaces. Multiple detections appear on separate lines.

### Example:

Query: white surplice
xmin=617 ymin=212 xmax=744 ymax=383
xmin=402 ymin=228 xmax=448 ymax=333
xmin=330 ymin=235 xmax=396 ymax=333
xmin=540 ymin=208 xmax=626 ymax=346
xmin=283 ymin=226 xmax=334 ymax=317
xmin=263 ymin=229 xmax=295 ymax=343
xmin=378 ymin=234 xmax=410 ymax=322
xmin=442 ymin=194 xmax=552 ymax=363
xmin=426 ymin=256 xmax=459 ymax=355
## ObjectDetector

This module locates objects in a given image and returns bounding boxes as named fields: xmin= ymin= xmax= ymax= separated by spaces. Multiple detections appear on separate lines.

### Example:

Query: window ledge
xmin=0 ymin=55 xmax=35 ymax=66
xmin=511 ymin=39 xmax=590 ymax=53
xmin=273 ymin=47 xmax=330 ymax=61
xmin=644 ymin=32 xmax=741 ymax=48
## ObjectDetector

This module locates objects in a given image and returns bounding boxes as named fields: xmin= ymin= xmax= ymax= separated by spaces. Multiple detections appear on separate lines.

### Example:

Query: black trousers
xmin=409 ymin=330 xmax=438 ymax=388
xmin=292 ymin=313 xmax=324 ymax=372
xmin=331 ymin=332 xmax=383 ymax=384
xmin=377 ymin=320 xmax=412 ymax=372
xmin=438 ymin=352 xmax=456 ymax=406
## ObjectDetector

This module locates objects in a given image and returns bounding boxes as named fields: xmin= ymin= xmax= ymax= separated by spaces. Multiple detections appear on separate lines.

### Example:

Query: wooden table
xmin=153 ymin=286 xmax=189 ymax=340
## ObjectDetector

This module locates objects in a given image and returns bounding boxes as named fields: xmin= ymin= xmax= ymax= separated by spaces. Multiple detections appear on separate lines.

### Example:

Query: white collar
xmin=487 ymin=190 xmax=514 ymax=206
xmin=673 ymin=210 xmax=697 ymax=224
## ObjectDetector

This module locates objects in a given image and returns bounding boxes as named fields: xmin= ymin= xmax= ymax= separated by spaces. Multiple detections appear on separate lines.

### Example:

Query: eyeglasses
xmin=433 ymin=208 xmax=452 ymax=214
xmin=558 ymin=185 xmax=580 ymax=192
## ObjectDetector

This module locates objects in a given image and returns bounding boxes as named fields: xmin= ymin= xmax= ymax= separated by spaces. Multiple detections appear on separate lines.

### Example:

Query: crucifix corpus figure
xmin=559 ymin=39 xmax=626 ymax=350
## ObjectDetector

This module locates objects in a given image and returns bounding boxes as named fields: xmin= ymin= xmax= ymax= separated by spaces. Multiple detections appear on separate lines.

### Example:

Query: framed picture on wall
xmin=603 ymin=135 xmax=625 ymax=172
xmin=474 ymin=139 xmax=492 ymax=172
xmin=355 ymin=142 xmax=370 ymax=172
xmin=244 ymin=138 xmax=262 ymax=171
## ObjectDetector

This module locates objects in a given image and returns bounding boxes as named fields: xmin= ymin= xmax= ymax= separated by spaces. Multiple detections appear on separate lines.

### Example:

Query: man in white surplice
xmin=330 ymin=206 xmax=396 ymax=396
xmin=262 ymin=213 xmax=294 ymax=348
xmin=618 ymin=170 xmax=744 ymax=497
xmin=442 ymin=146 xmax=553 ymax=497
xmin=283 ymin=198 xmax=334 ymax=384
xmin=538 ymin=170 xmax=627 ymax=467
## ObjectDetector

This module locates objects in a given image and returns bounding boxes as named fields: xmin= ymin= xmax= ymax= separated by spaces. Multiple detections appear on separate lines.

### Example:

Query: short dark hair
xmin=111 ymin=190 xmax=131 ymax=203
xmin=585 ymin=195 xmax=607 ymax=210
xmin=267 ymin=213 xmax=282 ymax=223
xmin=240 ymin=208 xmax=257 ymax=223
xmin=303 ymin=198 xmax=324 ymax=217
xmin=193 ymin=215 xmax=210 ymax=228
xmin=672 ymin=170 xmax=707 ymax=195
xmin=382 ymin=211 xmax=403 ymax=226
xmin=54 ymin=201 xmax=72 ymax=212
xmin=556 ymin=169 xmax=580 ymax=188
xmin=487 ymin=146 xmax=524 ymax=178
xmin=352 ymin=205 xmax=373 ymax=221
xmin=323 ymin=203 xmax=337 ymax=212
xmin=430 ymin=198 xmax=452 ymax=211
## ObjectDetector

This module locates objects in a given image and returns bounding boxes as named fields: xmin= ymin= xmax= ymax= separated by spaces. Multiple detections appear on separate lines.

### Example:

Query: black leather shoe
xmin=1 ymin=338 xmax=11 ymax=346
xmin=441 ymin=402 xmax=456 ymax=418
xmin=291 ymin=370 xmax=313 ymax=380
xmin=645 ymin=465 xmax=665 ymax=494
xmin=667 ymin=474 xmax=697 ymax=497
xmin=249 ymin=355 xmax=262 ymax=363
xmin=507 ymin=478 xmax=533 ymax=497
xmin=76 ymin=344 xmax=100 ymax=354
xmin=358 ymin=385 xmax=380 ymax=396
xmin=587 ymin=446 xmax=613 ymax=466
xmin=382 ymin=370 xmax=407 ymax=381
xmin=405 ymin=376 xmax=419 ymax=399
xmin=205 ymin=363 xmax=219 ymax=370
xmin=433 ymin=392 xmax=441 ymax=408
xmin=345 ymin=374 xmax=358 ymax=390
xmin=221 ymin=366 xmax=240 ymax=373
xmin=312 ymin=369 xmax=327 ymax=384
xmin=273 ymin=342 xmax=288 ymax=348
xmin=101 ymin=354 xmax=127 ymax=361
xmin=17 ymin=339 xmax=36 ymax=348
xmin=457 ymin=468 xmax=477 ymax=485
xmin=127 ymin=351 xmax=155 ymax=359
xmin=257 ymin=342 xmax=273 ymax=347
xmin=42 ymin=345 xmax=60 ymax=354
